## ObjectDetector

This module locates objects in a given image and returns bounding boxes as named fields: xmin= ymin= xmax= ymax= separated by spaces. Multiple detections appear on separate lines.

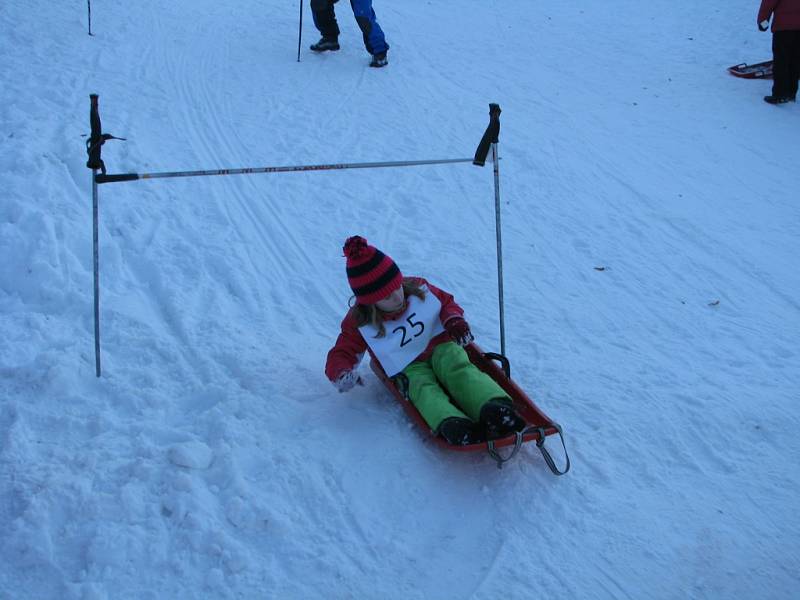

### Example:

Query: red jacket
xmin=325 ymin=277 xmax=464 ymax=381
xmin=759 ymin=0 xmax=800 ymax=31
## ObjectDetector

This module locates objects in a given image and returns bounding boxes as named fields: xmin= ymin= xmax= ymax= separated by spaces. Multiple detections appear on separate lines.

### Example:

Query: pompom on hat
xmin=343 ymin=236 xmax=403 ymax=305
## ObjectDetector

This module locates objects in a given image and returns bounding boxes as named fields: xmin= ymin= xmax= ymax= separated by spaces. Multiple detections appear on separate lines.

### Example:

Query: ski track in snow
xmin=2 ymin=0 xmax=799 ymax=598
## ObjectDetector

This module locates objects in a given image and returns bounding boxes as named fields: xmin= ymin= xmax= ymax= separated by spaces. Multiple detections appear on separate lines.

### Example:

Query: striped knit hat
xmin=343 ymin=236 xmax=403 ymax=305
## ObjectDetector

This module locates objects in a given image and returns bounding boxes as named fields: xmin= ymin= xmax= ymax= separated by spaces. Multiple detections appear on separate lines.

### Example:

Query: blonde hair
xmin=351 ymin=278 xmax=426 ymax=338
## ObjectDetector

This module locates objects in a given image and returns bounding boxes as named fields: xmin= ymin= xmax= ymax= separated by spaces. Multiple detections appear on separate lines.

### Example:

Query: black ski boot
xmin=479 ymin=401 xmax=526 ymax=440
xmin=369 ymin=52 xmax=388 ymax=68
xmin=439 ymin=417 xmax=484 ymax=446
xmin=310 ymin=37 xmax=340 ymax=52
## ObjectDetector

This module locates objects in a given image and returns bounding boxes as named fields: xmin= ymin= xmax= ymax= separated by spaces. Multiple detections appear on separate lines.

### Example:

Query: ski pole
xmin=85 ymin=95 xmax=125 ymax=376
xmin=94 ymin=157 xmax=475 ymax=184
xmin=297 ymin=0 xmax=303 ymax=62
xmin=86 ymin=94 xmax=103 ymax=376
xmin=473 ymin=103 xmax=504 ymax=356
xmin=92 ymin=172 xmax=101 ymax=376
xmin=491 ymin=139 xmax=505 ymax=357
xmin=87 ymin=0 xmax=93 ymax=36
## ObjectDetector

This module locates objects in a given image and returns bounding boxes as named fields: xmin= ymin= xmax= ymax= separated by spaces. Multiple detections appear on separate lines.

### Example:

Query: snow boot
xmin=763 ymin=95 xmax=795 ymax=104
xmin=310 ymin=37 xmax=340 ymax=52
xmin=479 ymin=401 xmax=526 ymax=440
xmin=439 ymin=417 xmax=484 ymax=446
xmin=369 ymin=52 xmax=388 ymax=68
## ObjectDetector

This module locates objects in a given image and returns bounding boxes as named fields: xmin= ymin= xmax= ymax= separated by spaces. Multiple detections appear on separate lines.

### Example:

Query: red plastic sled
xmin=728 ymin=60 xmax=773 ymax=79
xmin=370 ymin=342 xmax=570 ymax=473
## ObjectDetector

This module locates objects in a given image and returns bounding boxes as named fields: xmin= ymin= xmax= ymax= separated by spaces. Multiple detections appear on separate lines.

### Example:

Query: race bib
xmin=360 ymin=286 xmax=445 ymax=376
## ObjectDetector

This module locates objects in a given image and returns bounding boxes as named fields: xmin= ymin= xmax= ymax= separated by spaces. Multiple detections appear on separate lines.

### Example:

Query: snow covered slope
xmin=1 ymin=1 xmax=798 ymax=598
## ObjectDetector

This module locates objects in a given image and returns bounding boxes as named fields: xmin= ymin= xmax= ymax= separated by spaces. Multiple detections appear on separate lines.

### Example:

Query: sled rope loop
xmin=487 ymin=424 xmax=570 ymax=474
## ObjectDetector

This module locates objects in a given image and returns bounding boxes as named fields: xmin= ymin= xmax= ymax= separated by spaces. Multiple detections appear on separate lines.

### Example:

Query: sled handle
xmin=487 ymin=431 xmax=525 ymax=468
xmin=487 ymin=424 xmax=571 ymax=474
xmin=535 ymin=424 xmax=570 ymax=476
xmin=484 ymin=352 xmax=511 ymax=378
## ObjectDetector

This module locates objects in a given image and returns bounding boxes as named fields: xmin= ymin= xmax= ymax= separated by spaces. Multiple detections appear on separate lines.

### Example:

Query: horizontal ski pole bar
xmin=95 ymin=157 xmax=476 ymax=184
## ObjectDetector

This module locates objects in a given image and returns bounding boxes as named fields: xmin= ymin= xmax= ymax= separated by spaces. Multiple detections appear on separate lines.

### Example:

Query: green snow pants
xmin=402 ymin=342 xmax=511 ymax=431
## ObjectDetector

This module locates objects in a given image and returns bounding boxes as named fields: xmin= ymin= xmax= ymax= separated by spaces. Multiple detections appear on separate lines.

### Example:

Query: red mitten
xmin=445 ymin=317 xmax=474 ymax=347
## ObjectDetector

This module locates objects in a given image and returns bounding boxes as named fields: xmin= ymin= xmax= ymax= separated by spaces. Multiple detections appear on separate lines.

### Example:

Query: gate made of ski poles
xmin=85 ymin=96 xmax=505 ymax=377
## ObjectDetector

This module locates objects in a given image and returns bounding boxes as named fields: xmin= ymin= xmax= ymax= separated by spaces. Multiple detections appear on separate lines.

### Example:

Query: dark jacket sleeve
xmin=758 ymin=0 xmax=778 ymax=24
xmin=763 ymin=0 xmax=800 ymax=30
xmin=325 ymin=310 xmax=368 ymax=382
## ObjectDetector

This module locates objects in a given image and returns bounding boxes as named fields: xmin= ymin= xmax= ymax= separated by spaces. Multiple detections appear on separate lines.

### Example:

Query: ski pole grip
xmin=473 ymin=103 xmax=502 ymax=166
xmin=86 ymin=94 xmax=104 ymax=170
xmin=95 ymin=173 xmax=140 ymax=184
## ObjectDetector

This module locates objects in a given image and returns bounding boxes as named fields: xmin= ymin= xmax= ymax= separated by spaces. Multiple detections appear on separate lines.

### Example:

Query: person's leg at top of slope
xmin=309 ymin=0 xmax=341 ymax=52
xmin=758 ymin=0 xmax=800 ymax=103
xmin=349 ymin=0 xmax=390 ymax=67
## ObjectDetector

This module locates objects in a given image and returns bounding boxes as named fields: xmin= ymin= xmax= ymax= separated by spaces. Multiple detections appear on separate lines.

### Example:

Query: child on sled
xmin=325 ymin=236 xmax=525 ymax=445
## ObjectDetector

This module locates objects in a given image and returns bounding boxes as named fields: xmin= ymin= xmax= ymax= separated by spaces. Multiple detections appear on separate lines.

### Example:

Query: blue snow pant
xmin=310 ymin=0 xmax=389 ymax=55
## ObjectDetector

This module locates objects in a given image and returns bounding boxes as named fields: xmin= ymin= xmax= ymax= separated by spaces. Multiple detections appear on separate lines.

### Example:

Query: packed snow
xmin=1 ymin=1 xmax=799 ymax=598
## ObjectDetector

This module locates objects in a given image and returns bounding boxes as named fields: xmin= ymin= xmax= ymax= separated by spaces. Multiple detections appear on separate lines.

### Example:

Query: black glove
xmin=758 ymin=20 xmax=769 ymax=32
